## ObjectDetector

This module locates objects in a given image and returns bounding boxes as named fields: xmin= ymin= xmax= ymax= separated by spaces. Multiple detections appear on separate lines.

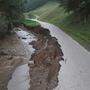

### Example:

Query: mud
xmin=25 ymin=26 xmax=63 ymax=90
xmin=0 ymin=34 xmax=28 ymax=90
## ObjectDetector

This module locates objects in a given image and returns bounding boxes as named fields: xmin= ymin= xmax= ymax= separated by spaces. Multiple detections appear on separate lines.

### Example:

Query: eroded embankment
xmin=0 ymin=34 xmax=28 ymax=90
xmin=24 ymin=25 xmax=64 ymax=90
xmin=7 ymin=28 xmax=37 ymax=90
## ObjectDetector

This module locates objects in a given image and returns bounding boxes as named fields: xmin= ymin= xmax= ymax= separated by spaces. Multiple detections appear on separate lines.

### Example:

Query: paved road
xmin=38 ymin=21 xmax=90 ymax=90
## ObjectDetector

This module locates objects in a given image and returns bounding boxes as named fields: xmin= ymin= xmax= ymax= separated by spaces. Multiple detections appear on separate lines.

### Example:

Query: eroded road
xmin=38 ymin=21 xmax=90 ymax=90
xmin=6 ymin=19 xmax=90 ymax=90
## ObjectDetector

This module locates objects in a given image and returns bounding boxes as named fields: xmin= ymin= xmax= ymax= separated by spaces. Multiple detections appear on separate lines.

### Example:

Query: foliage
xmin=0 ymin=0 xmax=25 ymax=34
xmin=60 ymin=0 xmax=90 ymax=22
xmin=31 ymin=1 xmax=90 ymax=50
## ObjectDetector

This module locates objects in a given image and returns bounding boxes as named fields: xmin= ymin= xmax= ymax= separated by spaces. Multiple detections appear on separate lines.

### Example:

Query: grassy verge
xmin=31 ymin=1 xmax=90 ymax=51
xmin=21 ymin=19 xmax=40 ymax=27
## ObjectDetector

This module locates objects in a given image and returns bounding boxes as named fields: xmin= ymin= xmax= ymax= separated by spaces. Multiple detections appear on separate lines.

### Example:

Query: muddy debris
xmin=25 ymin=25 xmax=64 ymax=90
xmin=0 ymin=34 xmax=28 ymax=90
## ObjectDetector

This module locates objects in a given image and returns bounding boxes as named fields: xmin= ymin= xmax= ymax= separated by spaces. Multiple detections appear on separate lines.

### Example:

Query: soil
xmin=25 ymin=25 xmax=64 ymax=90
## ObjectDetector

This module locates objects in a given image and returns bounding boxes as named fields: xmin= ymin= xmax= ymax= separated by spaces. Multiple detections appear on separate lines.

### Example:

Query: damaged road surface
xmin=24 ymin=25 xmax=63 ymax=90
xmin=0 ymin=24 xmax=63 ymax=90
xmin=38 ymin=21 xmax=90 ymax=90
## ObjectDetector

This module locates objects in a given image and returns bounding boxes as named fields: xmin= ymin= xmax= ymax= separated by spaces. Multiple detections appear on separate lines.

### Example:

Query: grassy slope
xmin=31 ymin=1 xmax=90 ymax=51
xmin=21 ymin=19 xmax=40 ymax=27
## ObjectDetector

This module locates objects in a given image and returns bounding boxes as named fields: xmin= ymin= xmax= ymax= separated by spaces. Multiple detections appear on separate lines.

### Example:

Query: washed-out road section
xmin=38 ymin=21 xmax=90 ymax=90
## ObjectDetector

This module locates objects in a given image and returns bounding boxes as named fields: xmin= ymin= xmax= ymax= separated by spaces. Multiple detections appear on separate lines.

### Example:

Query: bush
xmin=0 ymin=16 xmax=8 ymax=37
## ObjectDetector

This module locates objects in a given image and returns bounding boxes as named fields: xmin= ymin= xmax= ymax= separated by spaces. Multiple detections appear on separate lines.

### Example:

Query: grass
xmin=31 ymin=1 xmax=90 ymax=51
xmin=31 ymin=1 xmax=59 ymax=18
xmin=21 ymin=19 xmax=40 ymax=27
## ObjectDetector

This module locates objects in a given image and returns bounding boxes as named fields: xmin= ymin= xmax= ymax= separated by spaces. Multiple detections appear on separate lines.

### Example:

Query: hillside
xmin=24 ymin=0 xmax=48 ymax=11
xmin=31 ymin=1 xmax=90 ymax=51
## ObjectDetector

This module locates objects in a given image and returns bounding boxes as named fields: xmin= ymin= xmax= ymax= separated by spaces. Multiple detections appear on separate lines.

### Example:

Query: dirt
xmin=25 ymin=26 xmax=64 ymax=90
xmin=0 ymin=34 xmax=28 ymax=90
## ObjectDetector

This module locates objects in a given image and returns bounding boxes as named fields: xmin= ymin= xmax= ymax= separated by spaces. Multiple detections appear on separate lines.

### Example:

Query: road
xmin=38 ymin=21 xmax=90 ymax=90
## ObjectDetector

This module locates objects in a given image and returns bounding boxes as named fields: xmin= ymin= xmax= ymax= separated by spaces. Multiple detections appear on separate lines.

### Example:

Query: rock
xmin=42 ymin=57 xmax=52 ymax=66
xmin=7 ymin=56 xmax=13 ymax=60
xmin=22 ymin=37 xmax=27 ymax=39
xmin=28 ymin=61 xmax=35 ymax=68
xmin=0 ymin=51 xmax=8 ymax=55
xmin=0 ymin=32 xmax=28 ymax=90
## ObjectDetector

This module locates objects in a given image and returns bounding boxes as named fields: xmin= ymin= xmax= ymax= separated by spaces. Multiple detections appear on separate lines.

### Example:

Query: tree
xmin=0 ymin=0 xmax=25 ymax=34
xmin=60 ymin=0 xmax=90 ymax=22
